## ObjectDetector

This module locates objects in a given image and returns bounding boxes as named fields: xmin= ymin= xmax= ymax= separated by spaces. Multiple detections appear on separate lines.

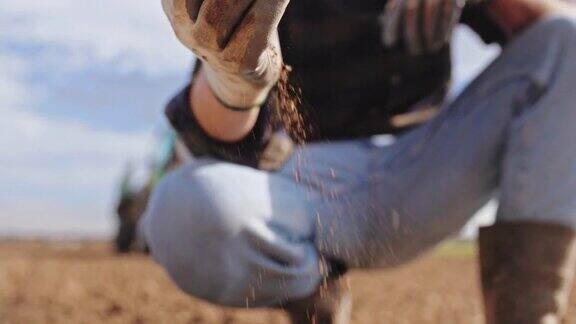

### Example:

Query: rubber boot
xmin=284 ymin=277 xmax=352 ymax=324
xmin=479 ymin=222 xmax=576 ymax=324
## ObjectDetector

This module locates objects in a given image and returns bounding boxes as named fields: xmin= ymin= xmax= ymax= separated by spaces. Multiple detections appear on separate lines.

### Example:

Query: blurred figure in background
xmin=115 ymin=130 xmax=190 ymax=253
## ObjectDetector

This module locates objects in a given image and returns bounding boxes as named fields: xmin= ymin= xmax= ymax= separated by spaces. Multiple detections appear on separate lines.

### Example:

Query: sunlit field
xmin=1 ymin=240 xmax=572 ymax=324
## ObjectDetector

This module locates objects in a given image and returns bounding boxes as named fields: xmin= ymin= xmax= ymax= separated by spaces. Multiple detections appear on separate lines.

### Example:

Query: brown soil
xmin=1 ymin=241 xmax=575 ymax=324
xmin=272 ymin=65 xmax=309 ymax=144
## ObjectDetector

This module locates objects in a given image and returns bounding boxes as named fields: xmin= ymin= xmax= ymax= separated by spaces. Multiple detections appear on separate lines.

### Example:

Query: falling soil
xmin=271 ymin=64 xmax=310 ymax=144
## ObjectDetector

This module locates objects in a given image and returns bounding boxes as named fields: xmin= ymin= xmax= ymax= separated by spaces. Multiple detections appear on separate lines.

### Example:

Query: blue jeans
xmin=142 ymin=16 xmax=576 ymax=307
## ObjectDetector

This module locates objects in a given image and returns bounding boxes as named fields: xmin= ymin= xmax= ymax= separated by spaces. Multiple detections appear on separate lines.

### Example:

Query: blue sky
xmin=0 ymin=1 xmax=499 ymax=238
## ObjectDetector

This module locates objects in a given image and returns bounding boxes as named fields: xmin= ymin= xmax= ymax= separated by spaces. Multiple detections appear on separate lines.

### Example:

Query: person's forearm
xmin=190 ymin=67 xmax=261 ymax=143
xmin=488 ymin=0 xmax=576 ymax=37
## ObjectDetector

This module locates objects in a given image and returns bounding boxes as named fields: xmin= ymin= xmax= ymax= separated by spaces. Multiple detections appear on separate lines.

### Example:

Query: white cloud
xmin=0 ymin=54 xmax=29 ymax=109
xmin=0 ymin=97 xmax=152 ymax=236
xmin=0 ymin=0 xmax=191 ymax=75
xmin=0 ymin=198 xmax=112 ymax=238
xmin=0 ymin=110 xmax=150 ymax=188
xmin=0 ymin=2 xmax=169 ymax=236
xmin=451 ymin=26 xmax=500 ymax=95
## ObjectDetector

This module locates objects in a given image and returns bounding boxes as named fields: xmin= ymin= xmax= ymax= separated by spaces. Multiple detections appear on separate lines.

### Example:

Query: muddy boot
xmin=284 ymin=277 xmax=352 ymax=324
xmin=479 ymin=222 xmax=576 ymax=324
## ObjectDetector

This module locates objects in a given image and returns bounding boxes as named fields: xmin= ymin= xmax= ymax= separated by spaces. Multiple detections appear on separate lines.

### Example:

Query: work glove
xmin=381 ymin=0 xmax=467 ymax=55
xmin=162 ymin=0 xmax=289 ymax=109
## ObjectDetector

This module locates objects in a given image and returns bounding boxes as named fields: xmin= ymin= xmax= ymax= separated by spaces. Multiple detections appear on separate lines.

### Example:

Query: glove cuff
xmin=203 ymin=65 xmax=272 ymax=110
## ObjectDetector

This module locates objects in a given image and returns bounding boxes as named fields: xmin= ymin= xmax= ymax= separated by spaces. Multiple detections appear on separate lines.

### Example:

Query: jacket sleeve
xmin=460 ymin=2 xmax=509 ymax=45
xmin=165 ymin=64 xmax=276 ymax=168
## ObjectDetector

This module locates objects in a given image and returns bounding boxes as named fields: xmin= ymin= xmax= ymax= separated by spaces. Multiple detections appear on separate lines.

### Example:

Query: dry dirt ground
xmin=1 ymin=241 xmax=575 ymax=324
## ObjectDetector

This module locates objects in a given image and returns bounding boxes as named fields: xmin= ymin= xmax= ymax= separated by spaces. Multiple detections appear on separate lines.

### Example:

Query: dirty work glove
xmin=381 ymin=0 xmax=466 ymax=55
xmin=162 ymin=0 xmax=289 ymax=109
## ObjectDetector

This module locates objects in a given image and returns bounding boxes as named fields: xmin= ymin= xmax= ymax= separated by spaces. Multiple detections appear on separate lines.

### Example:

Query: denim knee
xmin=141 ymin=162 xmax=321 ymax=307
xmin=141 ymin=163 xmax=246 ymax=305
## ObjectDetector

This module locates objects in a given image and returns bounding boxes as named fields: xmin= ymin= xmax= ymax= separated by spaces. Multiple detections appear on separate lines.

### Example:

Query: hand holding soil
xmin=162 ymin=0 xmax=289 ymax=108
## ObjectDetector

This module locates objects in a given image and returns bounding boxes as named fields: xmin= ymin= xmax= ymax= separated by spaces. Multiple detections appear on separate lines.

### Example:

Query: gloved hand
xmin=381 ymin=0 xmax=466 ymax=55
xmin=162 ymin=0 xmax=289 ymax=109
